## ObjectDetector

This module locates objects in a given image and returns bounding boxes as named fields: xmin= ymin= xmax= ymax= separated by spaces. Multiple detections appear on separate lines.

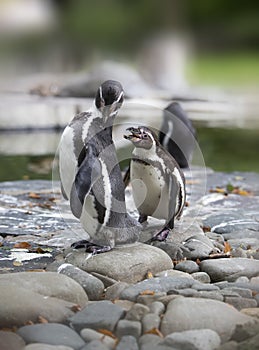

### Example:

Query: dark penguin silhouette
xmin=59 ymin=80 xmax=140 ymax=254
xmin=159 ymin=102 xmax=196 ymax=168
xmin=124 ymin=126 xmax=186 ymax=242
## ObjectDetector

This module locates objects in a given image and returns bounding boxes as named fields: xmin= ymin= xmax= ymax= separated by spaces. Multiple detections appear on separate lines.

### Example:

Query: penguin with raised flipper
xmin=124 ymin=126 xmax=186 ymax=242
xmin=159 ymin=102 xmax=196 ymax=168
xmin=59 ymin=80 xmax=140 ymax=254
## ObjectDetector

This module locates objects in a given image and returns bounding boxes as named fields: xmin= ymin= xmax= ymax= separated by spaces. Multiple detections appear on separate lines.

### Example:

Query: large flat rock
xmin=65 ymin=243 xmax=173 ymax=283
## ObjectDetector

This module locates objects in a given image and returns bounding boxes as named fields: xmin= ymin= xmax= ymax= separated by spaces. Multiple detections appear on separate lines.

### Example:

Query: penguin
xmin=159 ymin=102 xmax=196 ymax=168
xmin=124 ymin=126 xmax=186 ymax=241
xmin=59 ymin=80 xmax=140 ymax=254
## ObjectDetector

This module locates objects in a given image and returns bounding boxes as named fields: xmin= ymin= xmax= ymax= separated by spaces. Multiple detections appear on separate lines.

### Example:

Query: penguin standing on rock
xmin=159 ymin=102 xmax=196 ymax=168
xmin=124 ymin=126 xmax=186 ymax=242
xmin=59 ymin=80 xmax=140 ymax=254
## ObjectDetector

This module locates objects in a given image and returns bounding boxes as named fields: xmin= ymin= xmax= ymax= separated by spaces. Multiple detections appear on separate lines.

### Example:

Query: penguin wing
xmin=70 ymin=144 xmax=102 ymax=218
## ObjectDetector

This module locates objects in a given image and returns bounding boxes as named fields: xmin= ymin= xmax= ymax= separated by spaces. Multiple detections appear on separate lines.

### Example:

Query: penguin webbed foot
xmin=71 ymin=240 xmax=112 ymax=255
xmin=146 ymin=227 xmax=171 ymax=244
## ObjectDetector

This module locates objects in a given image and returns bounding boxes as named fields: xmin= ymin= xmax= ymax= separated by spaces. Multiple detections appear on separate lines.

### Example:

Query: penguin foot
xmin=71 ymin=240 xmax=112 ymax=255
xmin=146 ymin=228 xmax=171 ymax=244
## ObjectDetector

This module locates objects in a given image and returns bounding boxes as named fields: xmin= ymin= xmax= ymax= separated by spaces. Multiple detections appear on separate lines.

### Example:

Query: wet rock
xmin=17 ymin=323 xmax=85 ymax=350
xmin=120 ymin=276 xmax=194 ymax=301
xmin=174 ymin=260 xmax=200 ymax=273
xmin=116 ymin=335 xmax=139 ymax=350
xmin=80 ymin=329 xmax=116 ymax=349
xmin=164 ymin=329 xmax=221 ymax=350
xmin=200 ymin=258 xmax=259 ymax=282
xmin=116 ymin=319 xmax=142 ymax=339
xmin=70 ymin=300 xmax=125 ymax=333
xmin=65 ymin=243 xmax=173 ymax=283
xmin=160 ymin=297 xmax=256 ymax=342
xmin=0 ymin=272 xmax=88 ymax=327
xmin=57 ymin=263 xmax=104 ymax=300
xmin=0 ymin=331 xmax=25 ymax=350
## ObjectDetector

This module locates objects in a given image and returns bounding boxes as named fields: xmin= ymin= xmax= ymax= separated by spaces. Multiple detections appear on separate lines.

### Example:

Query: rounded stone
xmin=65 ymin=243 xmax=173 ymax=283
xmin=116 ymin=320 xmax=142 ymax=339
xmin=0 ymin=331 xmax=25 ymax=350
xmin=191 ymin=272 xmax=211 ymax=284
xmin=174 ymin=260 xmax=200 ymax=274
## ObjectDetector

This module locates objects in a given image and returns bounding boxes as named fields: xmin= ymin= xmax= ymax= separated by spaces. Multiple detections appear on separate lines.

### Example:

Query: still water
xmin=0 ymin=124 xmax=258 ymax=182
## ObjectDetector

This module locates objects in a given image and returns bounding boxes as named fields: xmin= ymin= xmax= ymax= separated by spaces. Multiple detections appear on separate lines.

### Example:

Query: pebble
xmin=58 ymin=263 xmax=105 ymax=300
xmin=0 ymin=272 xmax=88 ymax=327
xmin=65 ymin=242 xmax=173 ymax=283
xmin=70 ymin=300 xmax=125 ymax=333
xmin=116 ymin=319 xmax=142 ymax=339
xmin=149 ymin=301 xmax=165 ymax=315
xmin=80 ymin=329 xmax=116 ymax=349
xmin=125 ymin=303 xmax=150 ymax=321
xmin=24 ymin=345 xmax=74 ymax=350
xmin=105 ymin=282 xmax=130 ymax=300
xmin=160 ymin=296 xmax=256 ymax=342
xmin=200 ymin=258 xmax=259 ymax=282
xmin=191 ymin=271 xmax=211 ymax=283
xmin=224 ymin=297 xmax=258 ymax=310
xmin=164 ymin=329 xmax=221 ymax=350
xmin=174 ymin=260 xmax=200 ymax=273
xmin=0 ymin=331 xmax=25 ymax=350
xmin=116 ymin=335 xmax=139 ymax=350
xmin=182 ymin=234 xmax=216 ymax=259
xmin=142 ymin=313 xmax=160 ymax=333
xmin=241 ymin=307 xmax=259 ymax=319
xmin=120 ymin=276 xmax=194 ymax=301
xmin=80 ymin=340 xmax=109 ymax=350
xmin=17 ymin=323 xmax=85 ymax=350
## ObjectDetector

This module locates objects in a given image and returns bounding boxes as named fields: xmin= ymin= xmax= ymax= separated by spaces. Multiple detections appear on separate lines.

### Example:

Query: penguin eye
xmin=143 ymin=134 xmax=149 ymax=139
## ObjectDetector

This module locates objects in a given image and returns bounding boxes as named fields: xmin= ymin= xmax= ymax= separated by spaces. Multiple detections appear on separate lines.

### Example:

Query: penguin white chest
xmin=131 ymin=161 xmax=169 ymax=219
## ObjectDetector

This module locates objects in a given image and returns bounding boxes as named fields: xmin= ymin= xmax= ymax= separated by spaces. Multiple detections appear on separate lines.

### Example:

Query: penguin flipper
xmin=70 ymin=145 xmax=102 ymax=218
xmin=123 ymin=166 xmax=131 ymax=188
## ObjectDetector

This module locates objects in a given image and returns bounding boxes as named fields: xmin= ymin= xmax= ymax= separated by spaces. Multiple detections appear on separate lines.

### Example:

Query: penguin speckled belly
xmin=59 ymin=80 xmax=140 ymax=254
xmin=159 ymin=102 xmax=196 ymax=168
xmin=124 ymin=126 xmax=186 ymax=242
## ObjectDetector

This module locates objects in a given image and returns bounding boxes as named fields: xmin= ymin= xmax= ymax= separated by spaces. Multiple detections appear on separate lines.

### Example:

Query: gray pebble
xmin=222 ymin=287 xmax=253 ymax=299
xmin=139 ymin=334 xmax=161 ymax=348
xmin=196 ymin=291 xmax=224 ymax=302
xmin=17 ymin=323 xmax=85 ymax=350
xmin=125 ymin=303 xmax=150 ymax=321
xmin=224 ymin=297 xmax=258 ymax=310
xmin=58 ymin=263 xmax=104 ymax=300
xmin=120 ymin=276 xmax=194 ymax=302
xmin=80 ymin=329 xmax=116 ymax=349
xmin=191 ymin=272 xmax=211 ymax=283
xmin=155 ymin=269 xmax=194 ymax=279
xmin=91 ymin=272 xmax=117 ymax=287
xmin=0 ymin=331 xmax=25 ymax=350
xmin=80 ymin=340 xmax=109 ymax=350
xmin=164 ymin=329 xmax=221 ymax=350
xmin=24 ymin=345 xmax=74 ymax=350
xmin=70 ymin=300 xmax=125 ymax=333
xmin=137 ymin=292 xmax=167 ymax=305
xmin=192 ymin=282 xmax=220 ymax=291
xmin=168 ymin=288 xmax=199 ymax=298
xmin=216 ymin=341 xmax=238 ymax=350
xmin=116 ymin=320 xmax=142 ymax=339
xmin=116 ymin=335 xmax=139 ymax=350
xmin=105 ymin=282 xmax=129 ymax=300
xmin=142 ymin=313 xmax=160 ymax=333
xmin=182 ymin=234 xmax=216 ymax=260
xmin=231 ymin=320 xmax=259 ymax=342
xmin=151 ymin=241 xmax=185 ymax=261
xmin=149 ymin=301 xmax=165 ymax=316
xmin=235 ymin=276 xmax=250 ymax=283
xmin=174 ymin=260 xmax=200 ymax=274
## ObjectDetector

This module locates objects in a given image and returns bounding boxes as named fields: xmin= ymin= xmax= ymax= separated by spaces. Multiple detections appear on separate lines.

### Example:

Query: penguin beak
xmin=124 ymin=127 xmax=142 ymax=142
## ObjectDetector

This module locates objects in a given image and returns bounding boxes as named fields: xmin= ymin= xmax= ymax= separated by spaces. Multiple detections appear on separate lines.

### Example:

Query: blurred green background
xmin=0 ymin=0 xmax=259 ymax=180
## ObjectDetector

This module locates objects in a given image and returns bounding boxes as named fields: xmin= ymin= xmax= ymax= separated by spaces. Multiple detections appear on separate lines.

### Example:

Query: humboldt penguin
xmin=124 ymin=126 xmax=186 ymax=241
xmin=59 ymin=80 xmax=140 ymax=254
xmin=159 ymin=102 xmax=196 ymax=168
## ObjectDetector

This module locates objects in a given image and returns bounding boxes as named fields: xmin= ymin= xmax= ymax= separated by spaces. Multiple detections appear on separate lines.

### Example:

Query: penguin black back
xmin=159 ymin=102 xmax=196 ymax=168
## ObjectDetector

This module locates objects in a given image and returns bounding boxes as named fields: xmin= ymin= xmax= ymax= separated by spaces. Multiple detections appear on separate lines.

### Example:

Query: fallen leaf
xmin=28 ymin=192 xmax=41 ymax=199
xmin=25 ymin=320 xmax=34 ymax=325
xmin=38 ymin=316 xmax=48 ymax=323
xmin=185 ymin=179 xmax=201 ymax=185
xmin=146 ymin=271 xmax=153 ymax=279
xmin=232 ymin=188 xmax=251 ymax=196
xmin=145 ymin=327 xmax=164 ymax=337
xmin=14 ymin=242 xmax=31 ymax=249
xmin=70 ymin=304 xmax=81 ymax=313
xmin=13 ymin=261 xmax=23 ymax=267
xmin=210 ymin=187 xmax=227 ymax=194
xmin=139 ymin=290 xmax=155 ymax=296
xmin=224 ymin=241 xmax=232 ymax=253
xmin=202 ymin=225 xmax=211 ymax=233
xmin=98 ymin=329 xmax=117 ymax=339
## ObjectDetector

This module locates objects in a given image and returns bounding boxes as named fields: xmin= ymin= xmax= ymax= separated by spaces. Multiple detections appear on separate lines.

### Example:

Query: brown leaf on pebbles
xmin=14 ymin=242 xmax=31 ymax=249
xmin=38 ymin=316 xmax=48 ymax=323
xmin=98 ymin=329 xmax=117 ymax=339
xmin=146 ymin=271 xmax=154 ymax=279
xmin=13 ymin=261 xmax=23 ymax=267
xmin=70 ymin=304 xmax=82 ymax=313
xmin=145 ymin=327 xmax=164 ymax=337
xmin=28 ymin=192 xmax=41 ymax=199
xmin=140 ymin=290 xmax=155 ymax=296
xmin=224 ymin=241 xmax=232 ymax=253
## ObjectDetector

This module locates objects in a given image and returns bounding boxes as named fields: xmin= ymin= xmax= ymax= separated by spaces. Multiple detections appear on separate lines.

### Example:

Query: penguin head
xmin=124 ymin=126 xmax=158 ymax=150
xmin=95 ymin=80 xmax=124 ymax=122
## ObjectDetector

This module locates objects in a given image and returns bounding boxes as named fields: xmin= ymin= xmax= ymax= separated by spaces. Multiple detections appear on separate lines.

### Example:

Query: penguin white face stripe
xmin=162 ymin=120 xmax=173 ymax=149
xmin=99 ymin=159 xmax=112 ymax=227
xmin=114 ymin=91 xmax=124 ymax=104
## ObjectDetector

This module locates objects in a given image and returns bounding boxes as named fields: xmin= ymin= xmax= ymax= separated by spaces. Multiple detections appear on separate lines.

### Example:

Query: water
xmin=0 ymin=124 xmax=258 ymax=182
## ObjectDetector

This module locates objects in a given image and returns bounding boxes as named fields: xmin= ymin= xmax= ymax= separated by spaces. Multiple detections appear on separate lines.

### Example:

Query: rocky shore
xmin=0 ymin=168 xmax=259 ymax=350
